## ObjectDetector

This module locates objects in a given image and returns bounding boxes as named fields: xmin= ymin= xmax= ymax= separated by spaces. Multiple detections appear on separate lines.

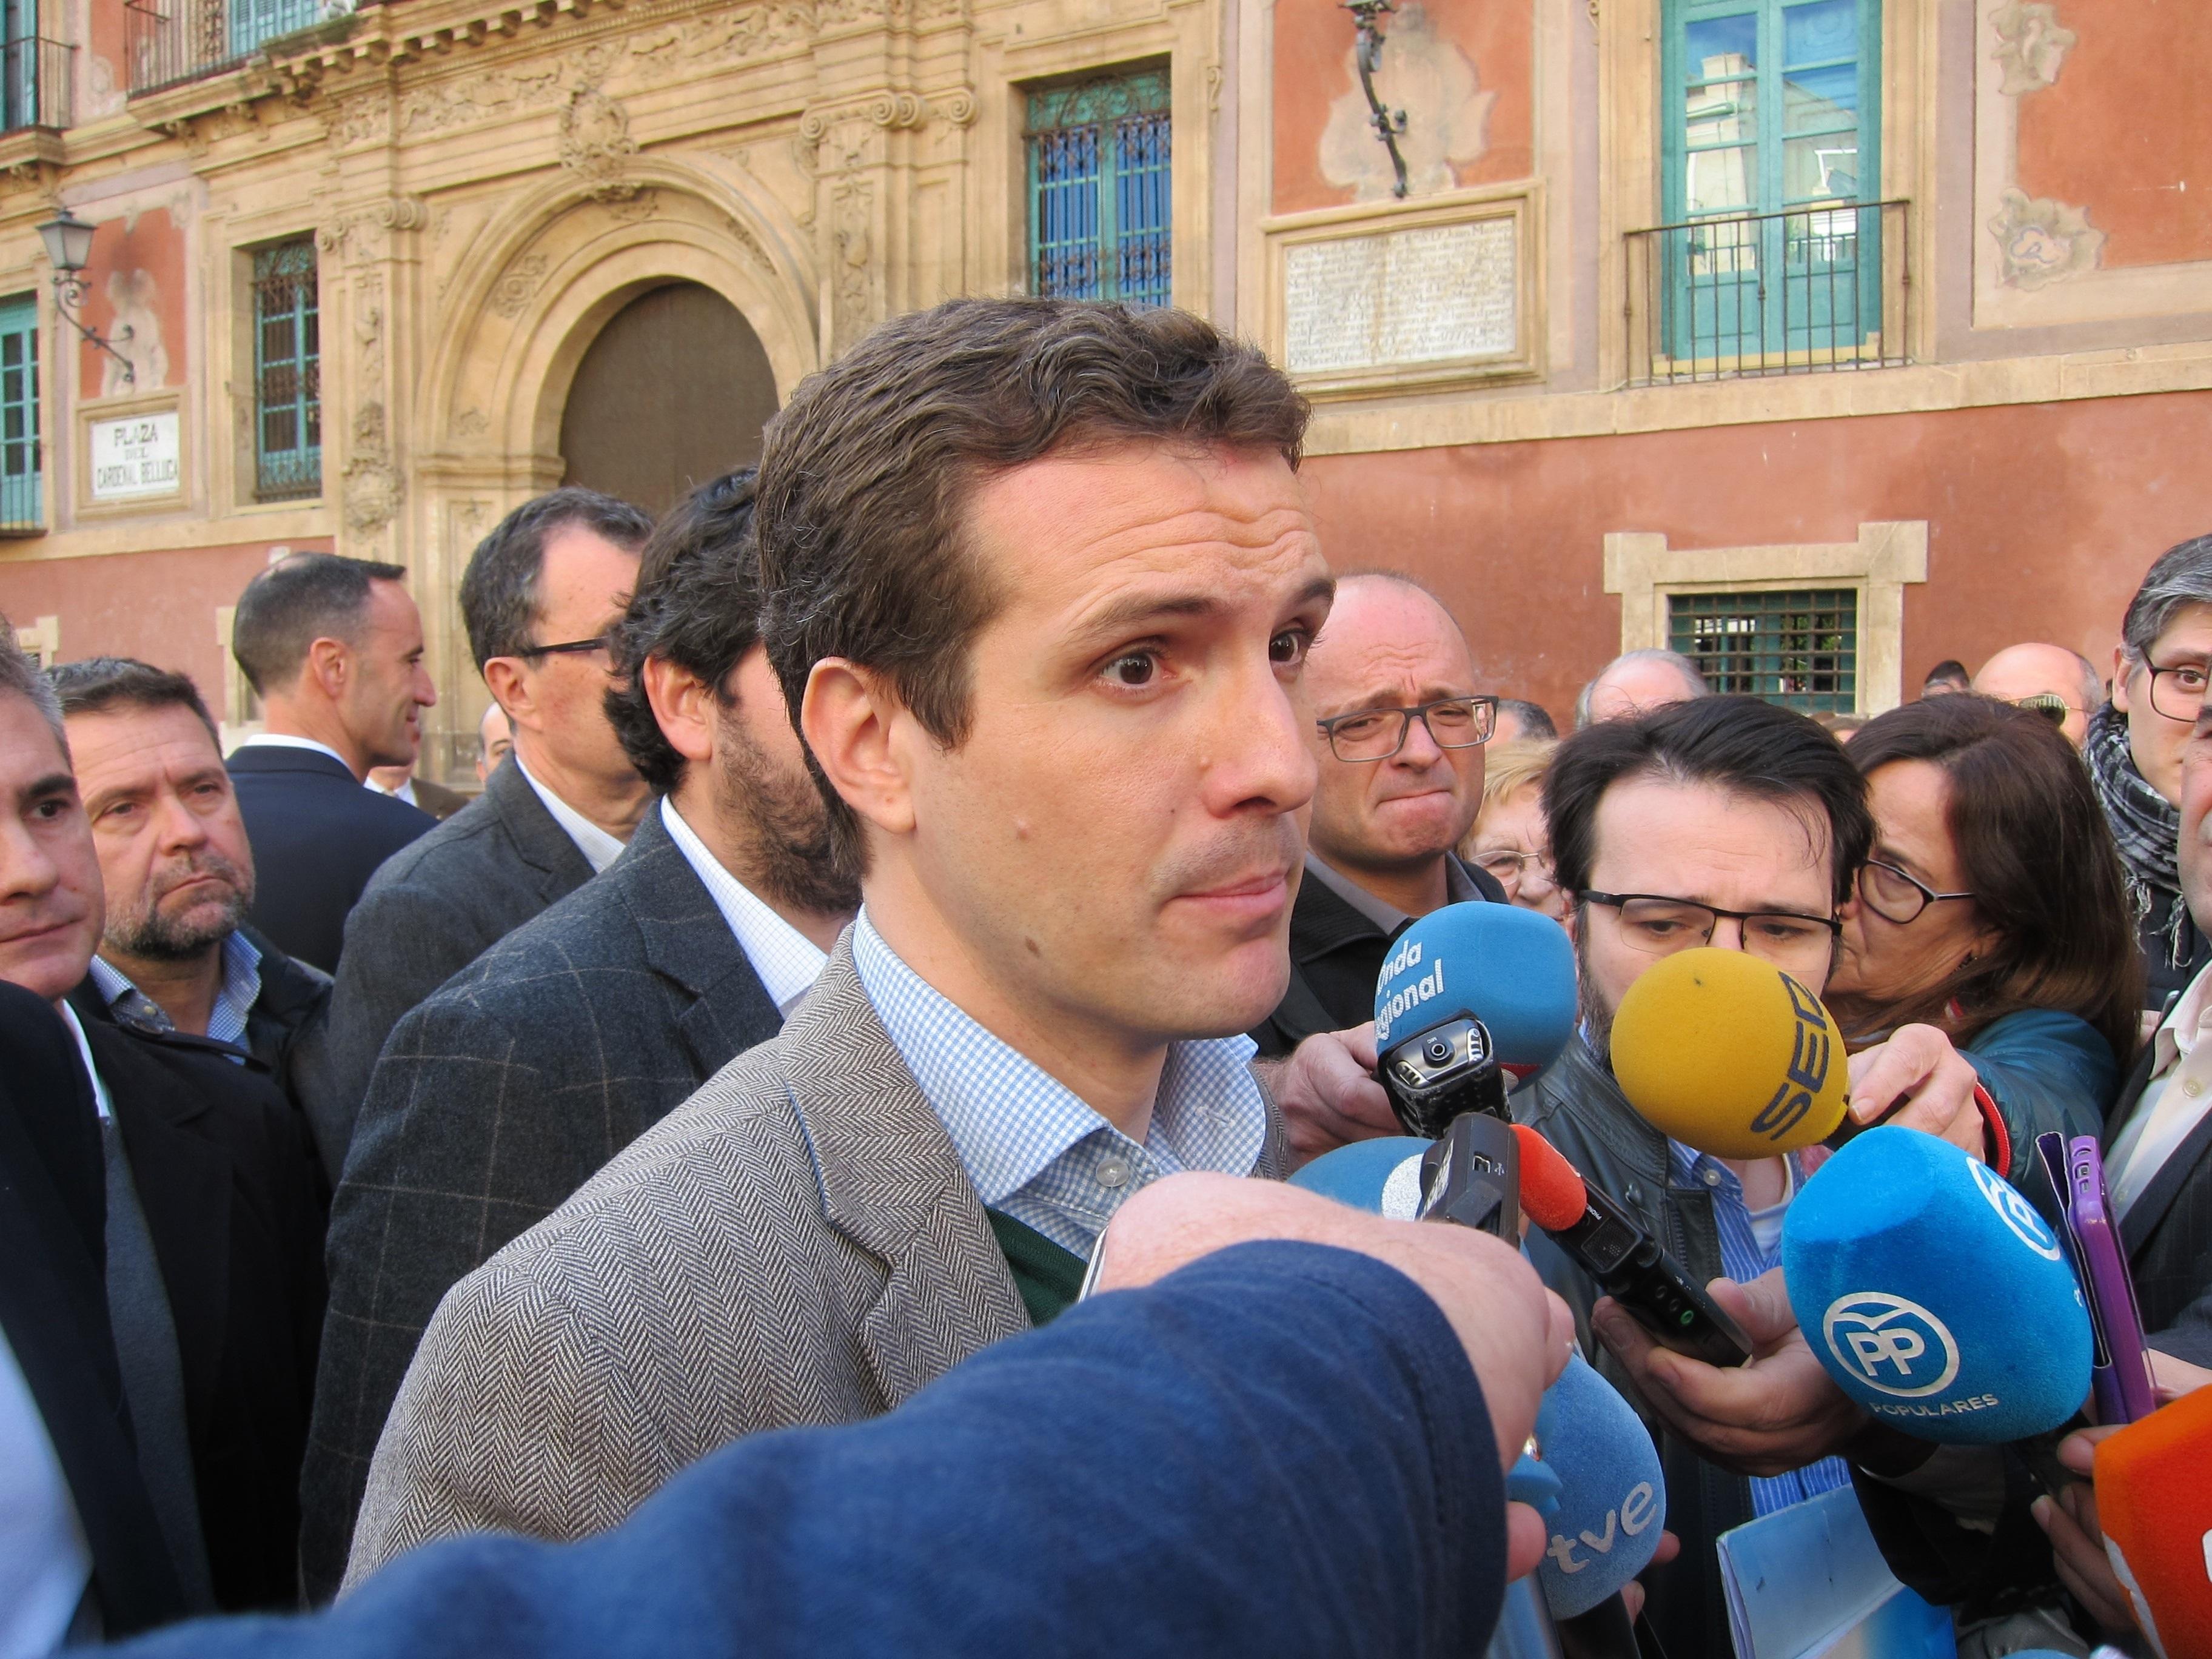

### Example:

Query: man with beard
xmin=300 ymin=469 xmax=854 ymax=1600
xmin=51 ymin=659 xmax=331 ymax=1127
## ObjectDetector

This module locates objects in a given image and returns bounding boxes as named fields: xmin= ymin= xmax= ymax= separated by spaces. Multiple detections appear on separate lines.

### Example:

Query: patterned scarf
xmin=2085 ymin=699 xmax=2191 ymax=967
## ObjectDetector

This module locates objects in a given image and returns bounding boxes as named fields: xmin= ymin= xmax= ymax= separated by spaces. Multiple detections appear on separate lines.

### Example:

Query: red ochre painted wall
xmin=1300 ymin=390 xmax=2212 ymax=723
xmin=0 ymin=538 xmax=332 ymax=712
xmin=2014 ymin=1 xmax=2212 ymax=271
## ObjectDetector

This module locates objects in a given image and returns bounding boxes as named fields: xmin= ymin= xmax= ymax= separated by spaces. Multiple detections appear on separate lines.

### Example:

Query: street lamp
xmin=36 ymin=209 xmax=134 ymax=387
xmin=1344 ymin=0 xmax=1412 ymax=199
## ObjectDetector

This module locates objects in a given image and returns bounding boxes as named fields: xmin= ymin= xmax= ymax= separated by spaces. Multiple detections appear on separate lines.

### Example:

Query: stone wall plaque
xmin=1264 ymin=187 xmax=1541 ymax=398
xmin=89 ymin=411 xmax=183 ymax=501
xmin=1284 ymin=218 xmax=1517 ymax=375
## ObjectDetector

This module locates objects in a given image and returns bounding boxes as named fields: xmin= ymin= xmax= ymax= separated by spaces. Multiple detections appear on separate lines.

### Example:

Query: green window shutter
xmin=1669 ymin=588 xmax=1859 ymax=713
xmin=1025 ymin=69 xmax=1171 ymax=307
xmin=1659 ymin=0 xmax=1882 ymax=363
xmin=0 ymin=293 xmax=41 ymax=531
xmin=252 ymin=239 xmax=321 ymax=503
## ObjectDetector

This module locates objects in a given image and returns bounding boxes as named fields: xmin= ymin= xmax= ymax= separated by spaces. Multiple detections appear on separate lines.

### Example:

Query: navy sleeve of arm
xmin=121 ymin=1241 xmax=1510 ymax=1659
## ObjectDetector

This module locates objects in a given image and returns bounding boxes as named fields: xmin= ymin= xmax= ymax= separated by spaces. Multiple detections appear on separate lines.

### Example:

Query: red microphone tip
xmin=1512 ymin=1123 xmax=1590 ymax=1231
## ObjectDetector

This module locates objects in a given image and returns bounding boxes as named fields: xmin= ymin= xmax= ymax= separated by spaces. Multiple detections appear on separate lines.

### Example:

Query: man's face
xmin=69 ymin=702 xmax=255 ymax=964
xmin=1304 ymin=580 xmax=1485 ymax=880
xmin=1972 ymin=644 xmax=2092 ymax=747
xmin=1573 ymin=775 xmax=1835 ymax=1058
xmin=2176 ymin=708 xmax=2212 ymax=930
xmin=341 ymin=580 xmax=438 ymax=770
xmin=477 ymin=702 xmax=513 ymax=784
xmin=708 ymin=644 xmax=857 ymax=917
xmin=501 ymin=528 xmax=640 ymax=785
xmin=1587 ymin=659 xmax=1700 ymax=725
xmin=886 ymin=443 xmax=1331 ymax=1053
xmin=0 ymin=694 xmax=102 ymax=1001
xmin=2115 ymin=603 xmax=2212 ymax=807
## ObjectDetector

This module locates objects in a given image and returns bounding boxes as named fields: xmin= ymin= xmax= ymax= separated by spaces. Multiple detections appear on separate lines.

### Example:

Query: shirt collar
xmin=513 ymin=752 xmax=625 ymax=874
xmin=1301 ymin=851 xmax=1478 ymax=933
xmin=234 ymin=732 xmax=354 ymax=771
xmin=659 ymin=798 xmax=828 ymax=1016
xmin=848 ymin=910 xmax=1268 ymax=1212
xmin=57 ymin=1000 xmax=112 ymax=1121
xmin=2153 ymin=956 xmax=2212 ymax=1078
xmin=90 ymin=932 xmax=265 ymax=1050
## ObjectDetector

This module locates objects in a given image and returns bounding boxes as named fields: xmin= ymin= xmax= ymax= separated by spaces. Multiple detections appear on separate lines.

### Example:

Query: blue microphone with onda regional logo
xmin=1781 ymin=1127 xmax=2094 ymax=1444
xmin=1370 ymin=902 xmax=1577 ymax=1137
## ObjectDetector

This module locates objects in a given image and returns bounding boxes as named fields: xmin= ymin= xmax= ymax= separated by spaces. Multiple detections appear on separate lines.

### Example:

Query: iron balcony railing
xmin=124 ymin=0 xmax=329 ymax=96
xmin=1624 ymin=199 xmax=1909 ymax=387
xmin=0 ymin=36 xmax=72 ymax=132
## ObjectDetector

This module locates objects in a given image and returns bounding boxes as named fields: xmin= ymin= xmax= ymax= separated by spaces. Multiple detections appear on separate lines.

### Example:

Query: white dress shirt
xmin=2110 ymin=960 xmax=2212 ymax=1218
xmin=0 ymin=1329 xmax=90 ymax=1659
xmin=659 ymin=798 xmax=829 ymax=1016
xmin=512 ymin=752 xmax=625 ymax=875
xmin=232 ymin=731 xmax=354 ymax=771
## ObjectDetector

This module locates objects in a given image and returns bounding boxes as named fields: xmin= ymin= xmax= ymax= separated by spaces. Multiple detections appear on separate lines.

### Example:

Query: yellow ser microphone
xmin=1609 ymin=948 xmax=1851 ymax=1159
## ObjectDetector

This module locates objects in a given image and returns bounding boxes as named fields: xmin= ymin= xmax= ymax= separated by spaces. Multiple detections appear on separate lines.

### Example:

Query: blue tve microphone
xmin=1781 ymin=1127 xmax=2094 ymax=1444
xmin=1286 ymin=1136 xmax=1432 ymax=1220
xmin=1533 ymin=1352 xmax=1667 ymax=1619
xmin=1372 ymin=902 xmax=1577 ymax=1136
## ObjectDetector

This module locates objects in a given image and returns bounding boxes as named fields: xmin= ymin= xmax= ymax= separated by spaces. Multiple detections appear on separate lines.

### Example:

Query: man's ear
xmin=481 ymin=658 xmax=535 ymax=731
xmin=802 ymin=658 xmax=916 ymax=838
xmin=2112 ymin=645 xmax=2133 ymax=713
xmin=303 ymin=635 xmax=350 ymax=702
xmin=641 ymin=655 xmax=715 ymax=767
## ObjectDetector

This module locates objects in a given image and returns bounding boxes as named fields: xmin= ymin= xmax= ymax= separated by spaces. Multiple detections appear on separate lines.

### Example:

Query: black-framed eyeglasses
xmin=1857 ymin=859 xmax=1976 ymax=926
xmin=513 ymin=635 xmax=611 ymax=660
xmin=1578 ymin=890 xmax=1840 ymax=968
xmin=1316 ymin=695 xmax=1497 ymax=762
xmin=2143 ymin=659 xmax=2211 ymax=723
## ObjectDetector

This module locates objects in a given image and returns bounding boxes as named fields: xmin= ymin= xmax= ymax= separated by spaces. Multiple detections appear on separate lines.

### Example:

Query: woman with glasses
xmin=1823 ymin=694 xmax=2143 ymax=1159
xmin=1460 ymin=741 xmax=1567 ymax=922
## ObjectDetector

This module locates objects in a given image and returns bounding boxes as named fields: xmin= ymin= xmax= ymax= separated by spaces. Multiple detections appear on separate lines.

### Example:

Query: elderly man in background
xmin=1250 ymin=571 xmax=1506 ymax=1059
xmin=306 ymin=489 xmax=653 ymax=1167
xmin=474 ymin=703 xmax=513 ymax=783
xmin=1573 ymin=647 xmax=1709 ymax=728
xmin=224 ymin=555 xmax=438 ymax=972
xmin=2090 ymin=532 xmax=2212 ymax=1008
xmin=1920 ymin=659 xmax=1972 ymax=697
xmin=52 ymin=658 xmax=332 ymax=1144
xmin=1492 ymin=697 xmax=1555 ymax=744
xmin=1972 ymin=641 xmax=2103 ymax=747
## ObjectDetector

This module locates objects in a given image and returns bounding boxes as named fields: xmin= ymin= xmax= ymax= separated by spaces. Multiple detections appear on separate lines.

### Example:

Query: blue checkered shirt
xmin=1666 ymin=1138 xmax=1853 ymax=1516
xmin=89 ymin=931 xmax=264 ymax=1061
xmin=851 ymin=911 xmax=1272 ymax=1259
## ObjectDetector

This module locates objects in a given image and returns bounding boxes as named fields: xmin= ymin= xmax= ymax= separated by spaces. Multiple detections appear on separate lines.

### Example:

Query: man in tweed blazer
xmin=303 ymin=475 xmax=857 ymax=1600
xmin=347 ymin=300 xmax=1333 ymax=1581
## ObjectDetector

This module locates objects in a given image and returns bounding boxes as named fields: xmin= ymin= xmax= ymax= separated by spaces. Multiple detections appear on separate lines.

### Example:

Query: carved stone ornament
xmin=343 ymin=403 xmax=403 ymax=536
xmin=831 ymin=173 xmax=874 ymax=339
xmin=558 ymin=84 xmax=641 ymax=200
xmin=1987 ymin=187 xmax=2105 ymax=289
xmin=488 ymin=253 xmax=551 ymax=319
xmin=1990 ymin=1 xmax=2076 ymax=96
xmin=453 ymin=407 xmax=489 ymax=438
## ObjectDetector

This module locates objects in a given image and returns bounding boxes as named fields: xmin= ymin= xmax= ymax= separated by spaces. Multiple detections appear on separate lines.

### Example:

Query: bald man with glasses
xmin=1248 ymin=572 xmax=1508 ymax=1062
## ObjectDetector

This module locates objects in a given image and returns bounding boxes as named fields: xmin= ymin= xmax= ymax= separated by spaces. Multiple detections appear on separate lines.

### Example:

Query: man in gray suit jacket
xmin=347 ymin=299 xmax=1329 ymax=1579
xmin=308 ymin=489 xmax=655 ymax=1165
xmin=302 ymin=474 xmax=859 ymax=1599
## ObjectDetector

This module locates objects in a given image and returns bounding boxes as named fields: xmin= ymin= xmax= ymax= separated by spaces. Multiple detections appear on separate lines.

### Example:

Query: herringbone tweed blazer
xmin=300 ymin=804 xmax=783 ymax=1601
xmin=344 ymin=937 xmax=1287 ymax=1589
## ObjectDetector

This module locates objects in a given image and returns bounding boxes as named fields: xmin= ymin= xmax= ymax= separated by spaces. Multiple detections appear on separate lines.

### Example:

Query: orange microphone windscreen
xmin=1512 ymin=1124 xmax=1590 ymax=1232
xmin=2096 ymin=1382 xmax=2212 ymax=1659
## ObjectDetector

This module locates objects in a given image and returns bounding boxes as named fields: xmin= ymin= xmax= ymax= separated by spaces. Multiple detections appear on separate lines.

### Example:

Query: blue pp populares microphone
xmin=1371 ymin=902 xmax=1577 ymax=1136
xmin=1533 ymin=1352 xmax=1667 ymax=1620
xmin=1781 ymin=1126 xmax=2094 ymax=1444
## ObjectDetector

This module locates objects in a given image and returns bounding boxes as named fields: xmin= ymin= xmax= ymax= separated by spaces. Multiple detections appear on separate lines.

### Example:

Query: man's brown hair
xmin=756 ymin=297 xmax=1310 ymax=869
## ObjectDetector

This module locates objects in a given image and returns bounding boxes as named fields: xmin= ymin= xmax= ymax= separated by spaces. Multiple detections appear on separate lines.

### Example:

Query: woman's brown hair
xmin=1826 ymin=693 xmax=2143 ymax=1066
